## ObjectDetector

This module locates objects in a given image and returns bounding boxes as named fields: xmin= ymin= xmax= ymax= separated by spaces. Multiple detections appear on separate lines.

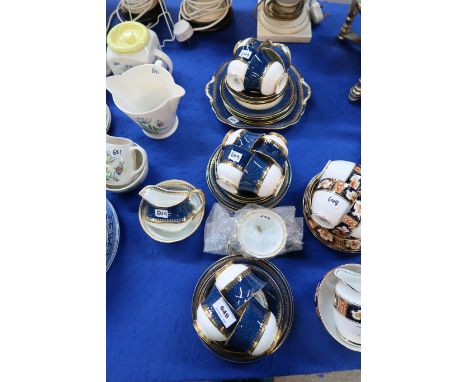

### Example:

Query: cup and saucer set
xmin=205 ymin=37 xmax=312 ymax=130
xmin=302 ymin=160 xmax=361 ymax=253
xmin=106 ymin=135 xmax=149 ymax=193
xmin=138 ymin=180 xmax=206 ymax=243
xmin=315 ymin=264 xmax=361 ymax=352
xmin=206 ymin=129 xmax=292 ymax=211
xmin=106 ymin=199 xmax=120 ymax=271
xmin=192 ymin=254 xmax=294 ymax=362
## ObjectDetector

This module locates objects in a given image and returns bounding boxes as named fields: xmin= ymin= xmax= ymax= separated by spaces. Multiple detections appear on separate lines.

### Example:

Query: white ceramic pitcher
xmin=106 ymin=64 xmax=185 ymax=139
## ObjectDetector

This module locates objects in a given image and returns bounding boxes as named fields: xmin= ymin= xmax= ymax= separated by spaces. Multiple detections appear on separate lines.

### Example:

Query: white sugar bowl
xmin=106 ymin=21 xmax=173 ymax=75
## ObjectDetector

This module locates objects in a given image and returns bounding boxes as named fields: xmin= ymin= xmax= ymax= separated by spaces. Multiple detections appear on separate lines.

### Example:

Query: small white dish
xmin=106 ymin=144 xmax=148 ymax=193
xmin=238 ymin=209 xmax=287 ymax=258
xmin=106 ymin=105 xmax=111 ymax=132
xmin=138 ymin=180 xmax=205 ymax=243
xmin=315 ymin=263 xmax=361 ymax=352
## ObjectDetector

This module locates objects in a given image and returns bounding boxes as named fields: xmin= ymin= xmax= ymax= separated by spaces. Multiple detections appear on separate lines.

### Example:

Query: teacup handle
xmin=153 ymin=49 xmax=173 ymax=74
xmin=129 ymin=145 xmax=147 ymax=176
xmin=188 ymin=189 xmax=205 ymax=215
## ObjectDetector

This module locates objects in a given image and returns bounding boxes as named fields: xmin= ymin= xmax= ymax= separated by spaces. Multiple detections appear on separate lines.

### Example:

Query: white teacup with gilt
xmin=106 ymin=135 xmax=147 ymax=187
xmin=217 ymin=144 xmax=253 ymax=194
xmin=333 ymin=268 xmax=361 ymax=346
xmin=139 ymin=185 xmax=205 ymax=233
xmin=320 ymin=160 xmax=361 ymax=190
xmin=311 ymin=178 xmax=359 ymax=229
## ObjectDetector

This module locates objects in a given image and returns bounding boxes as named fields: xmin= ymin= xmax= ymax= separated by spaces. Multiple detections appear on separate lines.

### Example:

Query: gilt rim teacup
xmin=239 ymin=154 xmax=284 ymax=198
xmin=244 ymin=51 xmax=287 ymax=96
xmin=311 ymin=178 xmax=360 ymax=229
xmin=216 ymin=145 xmax=253 ymax=194
xmin=196 ymin=285 xmax=238 ymax=342
xmin=215 ymin=263 xmax=266 ymax=311
xmin=221 ymin=129 xmax=263 ymax=150
xmin=252 ymin=136 xmax=288 ymax=170
xmin=225 ymin=297 xmax=278 ymax=356
xmin=333 ymin=277 xmax=361 ymax=346
xmin=320 ymin=160 xmax=361 ymax=190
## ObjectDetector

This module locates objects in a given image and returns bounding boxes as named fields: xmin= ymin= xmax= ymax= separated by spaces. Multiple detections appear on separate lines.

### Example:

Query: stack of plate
xmin=192 ymin=255 xmax=294 ymax=362
xmin=206 ymin=145 xmax=292 ymax=211
xmin=303 ymin=174 xmax=361 ymax=253
xmin=106 ymin=199 xmax=120 ymax=271
xmin=206 ymin=62 xmax=311 ymax=130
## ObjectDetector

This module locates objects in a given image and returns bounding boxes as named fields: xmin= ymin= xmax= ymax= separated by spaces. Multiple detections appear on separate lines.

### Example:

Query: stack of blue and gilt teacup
xmin=195 ymin=262 xmax=279 ymax=357
xmin=223 ymin=38 xmax=296 ymax=125
xmin=206 ymin=129 xmax=292 ymax=210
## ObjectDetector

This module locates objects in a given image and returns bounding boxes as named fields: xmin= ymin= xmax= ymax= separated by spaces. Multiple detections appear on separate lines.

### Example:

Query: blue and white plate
xmin=206 ymin=62 xmax=312 ymax=130
xmin=106 ymin=199 xmax=120 ymax=271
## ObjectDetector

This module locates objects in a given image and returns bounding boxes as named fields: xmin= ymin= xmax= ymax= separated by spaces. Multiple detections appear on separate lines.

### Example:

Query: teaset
xmin=105 ymin=24 xmax=361 ymax=358
xmin=206 ymin=38 xmax=311 ymax=129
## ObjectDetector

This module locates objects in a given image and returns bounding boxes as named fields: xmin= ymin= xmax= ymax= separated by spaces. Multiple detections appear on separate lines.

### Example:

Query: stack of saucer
xmin=206 ymin=37 xmax=311 ymax=130
xmin=138 ymin=179 xmax=206 ymax=243
xmin=192 ymin=255 xmax=294 ymax=362
xmin=106 ymin=135 xmax=148 ymax=193
xmin=206 ymin=129 xmax=292 ymax=211
xmin=302 ymin=160 xmax=361 ymax=253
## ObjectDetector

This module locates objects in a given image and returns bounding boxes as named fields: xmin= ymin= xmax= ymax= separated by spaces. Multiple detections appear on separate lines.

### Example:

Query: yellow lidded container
xmin=107 ymin=21 xmax=150 ymax=54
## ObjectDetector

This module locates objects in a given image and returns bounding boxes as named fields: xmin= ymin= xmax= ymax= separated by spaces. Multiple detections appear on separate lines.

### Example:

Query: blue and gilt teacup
xmin=333 ymin=277 xmax=361 ymax=345
xmin=226 ymin=297 xmax=278 ymax=356
xmin=215 ymin=263 xmax=266 ymax=311
xmin=265 ymin=42 xmax=291 ymax=70
xmin=139 ymin=185 xmax=205 ymax=232
xmin=217 ymin=145 xmax=253 ymax=194
xmin=233 ymin=38 xmax=266 ymax=64
xmin=227 ymin=51 xmax=287 ymax=96
xmin=196 ymin=285 xmax=238 ymax=342
xmin=252 ymin=135 xmax=288 ymax=171
xmin=222 ymin=129 xmax=263 ymax=150
xmin=239 ymin=153 xmax=284 ymax=198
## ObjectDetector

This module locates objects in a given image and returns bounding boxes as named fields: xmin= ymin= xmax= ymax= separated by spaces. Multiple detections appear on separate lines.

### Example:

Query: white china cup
xmin=106 ymin=135 xmax=147 ymax=187
xmin=265 ymin=132 xmax=289 ymax=155
xmin=333 ymin=272 xmax=361 ymax=346
xmin=311 ymin=188 xmax=353 ymax=229
xmin=106 ymin=21 xmax=173 ymax=75
xmin=252 ymin=310 xmax=278 ymax=356
xmin=238 ymin=209 xmax=287 ymax=258
xmin=257 ymin=161 xmax=284 ymax=198
xmin=321 ymin=160 xmax=359 ymax=185
xmin=217 ymin=164 xmax=242 ymax=194
xmin=216 ymin=263 xmax=249 ymax=291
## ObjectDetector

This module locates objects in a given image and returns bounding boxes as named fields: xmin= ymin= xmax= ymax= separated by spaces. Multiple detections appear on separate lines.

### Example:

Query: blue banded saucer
xmin=206 ymin=62 xmax=311 ymax=130
xmin=206 ymin=146 xmax=292 ymax=211
xmin=192 ymin=255 xmax=294 ymax=362
xmin=302 ymin=175 xmax=361 ymax=254
xmin=106 ymin=199 xmax=120 ymax=271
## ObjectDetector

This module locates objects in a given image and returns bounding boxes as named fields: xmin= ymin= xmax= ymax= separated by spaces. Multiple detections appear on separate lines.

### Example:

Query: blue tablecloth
xmin=106 ymin=1 xmax=361 ymax=381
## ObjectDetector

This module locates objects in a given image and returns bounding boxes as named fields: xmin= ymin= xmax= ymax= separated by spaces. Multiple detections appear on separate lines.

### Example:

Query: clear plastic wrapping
xmin=204 ymin=203 xmax=303 ymax=258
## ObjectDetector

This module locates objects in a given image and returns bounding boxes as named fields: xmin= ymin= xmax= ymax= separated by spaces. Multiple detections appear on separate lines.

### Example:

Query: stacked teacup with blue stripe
xmin=195 ymin=263 xmax=279 ymax=356
xmin=217 ymin=129 xmax=289 ymax=199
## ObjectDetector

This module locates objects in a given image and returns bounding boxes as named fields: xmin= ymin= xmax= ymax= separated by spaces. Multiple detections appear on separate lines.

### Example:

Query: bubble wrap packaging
xmin=204 ymin=203 xmax=303 ymax=258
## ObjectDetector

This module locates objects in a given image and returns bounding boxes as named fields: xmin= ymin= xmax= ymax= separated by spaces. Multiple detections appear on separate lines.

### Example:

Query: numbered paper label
xmin=212 ymin=298 xmax=236 ymax=328
xmin=227 ymin=116 xmax=239 ymax=124
xmin=238 ymin=49 xmax=252 ymax=60
xmin=154 ymin=209 xmax=169 ymax=219
xmin=228 ymin=150 xmax=243 ymax=163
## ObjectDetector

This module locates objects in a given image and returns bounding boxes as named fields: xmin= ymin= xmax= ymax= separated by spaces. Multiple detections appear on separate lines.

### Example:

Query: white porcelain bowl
xmin=238 ymin=209 xmax=287 ymax=258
